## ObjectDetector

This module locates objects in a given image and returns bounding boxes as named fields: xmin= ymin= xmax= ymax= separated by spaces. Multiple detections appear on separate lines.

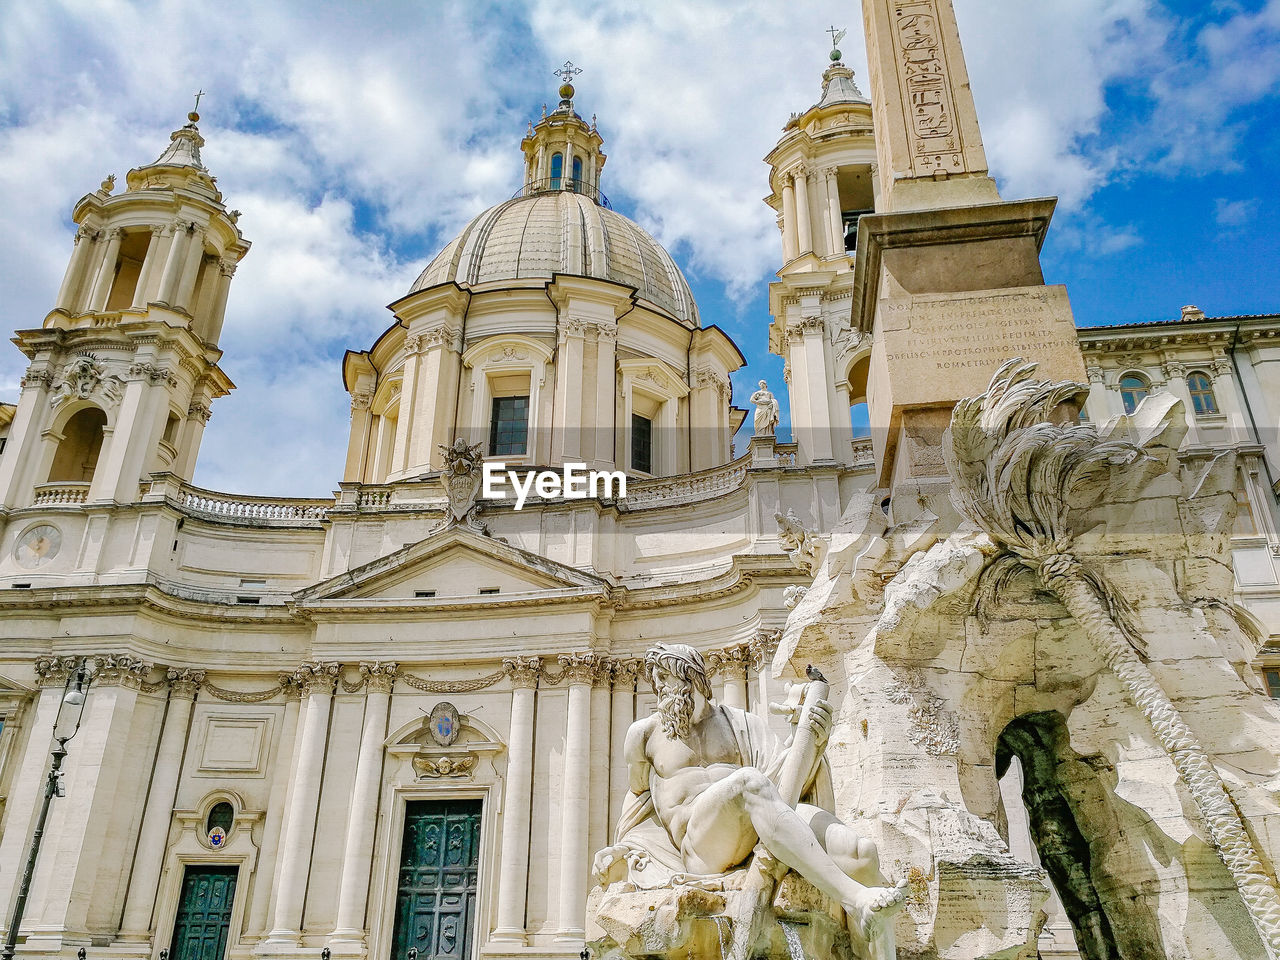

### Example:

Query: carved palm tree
xmin=946 ymin=359 xmax=1280 ymax=958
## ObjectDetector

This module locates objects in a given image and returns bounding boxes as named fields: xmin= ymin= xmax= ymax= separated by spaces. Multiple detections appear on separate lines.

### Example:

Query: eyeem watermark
xmin=482 ymin=462 xmax=626 ymax=510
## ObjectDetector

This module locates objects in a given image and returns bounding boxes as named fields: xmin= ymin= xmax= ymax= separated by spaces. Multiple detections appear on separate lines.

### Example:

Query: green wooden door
xmin=169 ymin=865 xmax=238 ymax=960
xmin=389 ymin=799 xmax=483 ymax=960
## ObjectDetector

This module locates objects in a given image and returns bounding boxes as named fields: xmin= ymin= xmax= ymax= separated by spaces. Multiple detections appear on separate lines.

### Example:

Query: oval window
xmin=206 ymin=801 xmax=234 ymax=846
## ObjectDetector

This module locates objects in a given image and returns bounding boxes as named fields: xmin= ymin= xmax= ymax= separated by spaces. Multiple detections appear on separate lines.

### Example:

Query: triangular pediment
xmin=295 ymin=526 xmax=611 ymax=604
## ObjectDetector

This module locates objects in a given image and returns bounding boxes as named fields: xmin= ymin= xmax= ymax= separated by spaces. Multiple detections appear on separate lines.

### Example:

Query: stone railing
xmin=33 ymin=481 xmax=91 ymax=505
xmin=147 ymin=476 xmax=333 ymax=526
xmin=622 ymin=456 xmax=750 ymax=510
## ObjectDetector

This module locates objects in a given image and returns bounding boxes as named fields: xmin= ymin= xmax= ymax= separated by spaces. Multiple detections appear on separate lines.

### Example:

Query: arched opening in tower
xmin=48 ymin=406 xmax=107 ymax=484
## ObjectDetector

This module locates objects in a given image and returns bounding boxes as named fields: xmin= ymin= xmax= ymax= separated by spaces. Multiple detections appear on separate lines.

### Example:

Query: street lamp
xmin=1 ymin=659 xmax=92 ymax=960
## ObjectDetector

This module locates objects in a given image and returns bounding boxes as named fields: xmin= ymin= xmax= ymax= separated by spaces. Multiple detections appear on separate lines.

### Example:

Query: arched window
xmin=1119 ymin=375 xmax=1149 ymax=415
xmin=550 ymin=153 xmax=563 ymax=190
xmin=1187 ymin=371 xmax=1219 ymax=416
xmin=571 ymin=157 xmax=583 ymax=192
xmin=48 ymin=407 xmax=106 ymax=483
xmin=850 ymin=401 xmax=869 ymax=439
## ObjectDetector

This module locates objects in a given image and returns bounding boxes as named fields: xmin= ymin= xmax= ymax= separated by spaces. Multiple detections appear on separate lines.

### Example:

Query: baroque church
xmin=3 ymin=5 xmax=1280 ymax=960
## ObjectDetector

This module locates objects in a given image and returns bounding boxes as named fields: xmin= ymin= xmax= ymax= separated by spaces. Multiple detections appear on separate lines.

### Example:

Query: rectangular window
xmin=489 ymin=396 xmax=529 ymax=457
xmin=414 ymin=590 xmax=436 ymax=599
xmin=1236 ymin=474 xmax=1259 ymax=537
xmin=479 ymin=587 xmax=500 ymax=595
xmin=632 ymin=414 xmax=652 ymax=474
xmin=1266 ymin=670 xmax=1280 ymax=699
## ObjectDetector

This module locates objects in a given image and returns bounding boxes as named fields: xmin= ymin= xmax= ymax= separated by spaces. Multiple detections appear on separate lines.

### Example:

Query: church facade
xmin=0 ymin=24 xmax=1279 ymax=960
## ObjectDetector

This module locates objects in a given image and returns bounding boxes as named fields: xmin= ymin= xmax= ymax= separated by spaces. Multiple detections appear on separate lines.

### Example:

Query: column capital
xmin=294 ymin=661 xmax=341 ymax=696
xmin=610 ymin=658 xmax=640 ymax=691
xmin=1085 ymin=364 xmax=1105 ymax=384
xmin=504 ymin=656 xmax=542 ymax=688
xmin=748 ymin=631 xmax=780 ymax=672
xmin=359 ymin=660 xmax=399 ymax=694
xmin=708 ymin=645 xmax=750 ymax=681
xmin=791 ymin=161 xmax=809 ymax=179
xmin=1211 ymin=355 xmax=1234 ymax=378
xmin=1161 ymin=359 xmax=1187 ymax=380
xmin=34 ymin=655 xmax=81 ymax=687
xmin=93 ymin=653 xmax=154 ymax=689
xmin=20 ymin=368 xmax=54 ymax=392
xmin=188 ymin=400 xmax=213 ymax=424
xmin=280 ymin=672 xmax=304 ymax=701
xmin=166 ymin=667 xmax=207 ymax=700
xmin=558 ymin=652 xmax=602 ymax=686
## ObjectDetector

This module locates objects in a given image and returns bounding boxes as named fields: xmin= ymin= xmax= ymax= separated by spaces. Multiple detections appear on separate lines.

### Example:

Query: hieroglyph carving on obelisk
xmin=863 ymin=0 xmax=999 ymax=210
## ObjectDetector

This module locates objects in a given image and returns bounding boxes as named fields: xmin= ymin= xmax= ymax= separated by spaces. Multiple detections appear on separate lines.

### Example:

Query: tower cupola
xmin=518 ymin=62 xmax=608 ymax=205
xmin=0 ymin=100 xmax=250 ymax=509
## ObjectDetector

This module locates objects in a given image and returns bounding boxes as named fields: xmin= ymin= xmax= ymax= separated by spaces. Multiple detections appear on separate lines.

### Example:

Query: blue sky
xmin=0 ymin=0 xmax=1277 ymax=496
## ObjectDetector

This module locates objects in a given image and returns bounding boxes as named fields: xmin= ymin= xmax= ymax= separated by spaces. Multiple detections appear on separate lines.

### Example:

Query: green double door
xmin=389 ymin=799 xmax=483 ymax=960
xmin=169 ymin=866 xmax=238 ymax=960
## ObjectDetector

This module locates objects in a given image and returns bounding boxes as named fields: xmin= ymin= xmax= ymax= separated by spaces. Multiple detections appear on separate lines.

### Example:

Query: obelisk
xmin=854 ymin=0 xmax=1086 ymax=491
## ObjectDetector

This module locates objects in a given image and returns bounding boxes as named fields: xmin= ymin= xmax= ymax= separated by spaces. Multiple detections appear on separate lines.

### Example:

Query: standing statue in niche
xmin=751 ymin=380 xmax=780 ymax=437
xmin=592 ymin=643 xmax=906 ymax=959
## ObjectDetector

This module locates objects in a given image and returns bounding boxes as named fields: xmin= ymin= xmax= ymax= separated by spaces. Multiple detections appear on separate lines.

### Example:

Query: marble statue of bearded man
xmin=593 ymin=643 xmax=905 ymax=944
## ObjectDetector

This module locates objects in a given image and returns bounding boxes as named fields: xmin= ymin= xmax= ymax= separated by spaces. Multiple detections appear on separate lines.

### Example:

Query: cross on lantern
xmin=554 ymin=61 xmax=583 ymax=85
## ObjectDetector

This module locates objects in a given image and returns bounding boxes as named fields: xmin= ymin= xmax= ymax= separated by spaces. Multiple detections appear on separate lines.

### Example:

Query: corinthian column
xmin=88 ymin=228 xmax=124 ymax=312
xmin=329 ymin=663 xmax=397 ymax=948
xmin=54 ymin=225 xmax=95 ymax=312
xmin=711 ymin=646 xmax=749 ymax=709
xmin=118 ymin=668 xmax=206 ymax=941
xmin=265 ymin=662 xmax=339 ymax=944
xmin=588 ymin=661 xmax=613 ymax=864
xmin=780 ymin=175 xmax=798 ymax=262
xmin=793 ymin=165 xmax=813 ymax=256
xmin=491 ymin=657 xmax=541 ymax=943
xmin=555 ymin=653 xmax=598 ymax=941
xmin=608 ymin=660 xmax=638 ymax=834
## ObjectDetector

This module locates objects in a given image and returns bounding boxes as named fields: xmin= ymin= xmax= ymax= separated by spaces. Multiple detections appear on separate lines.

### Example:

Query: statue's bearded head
xmin=645 ymin=643 xmax=712 ymax=741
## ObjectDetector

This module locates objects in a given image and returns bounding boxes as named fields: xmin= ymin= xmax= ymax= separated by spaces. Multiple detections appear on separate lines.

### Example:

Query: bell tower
xmin=765 ymin=33 xmax=877 ymax=466
xmin=0 ymin=103 xmax=250 ymax=508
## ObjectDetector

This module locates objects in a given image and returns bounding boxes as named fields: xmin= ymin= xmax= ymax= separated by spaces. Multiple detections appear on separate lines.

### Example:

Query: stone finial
xmin=359 ymin=661 xmax=399 ymax=693
xmin=1181 ymin=304 xmax=1206 ymax=322
xmin=166 ymin=667 xmax=207 ymax=700
xmin=504 ymin=656 xmax=542 ymax=688
xmin=100 ymin=174 xmax=116 ymax=195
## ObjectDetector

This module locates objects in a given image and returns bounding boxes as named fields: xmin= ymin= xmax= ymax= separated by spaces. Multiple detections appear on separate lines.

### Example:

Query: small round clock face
xmin=15 ymin=524 xmax=61 ymax=569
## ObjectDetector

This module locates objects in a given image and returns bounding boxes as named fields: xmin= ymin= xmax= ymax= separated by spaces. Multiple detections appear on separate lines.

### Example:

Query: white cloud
xmin=0 ymin=1 xmax=1276 ymax=495
xmin=1215 ymin=196 xmax=1258 ymax=228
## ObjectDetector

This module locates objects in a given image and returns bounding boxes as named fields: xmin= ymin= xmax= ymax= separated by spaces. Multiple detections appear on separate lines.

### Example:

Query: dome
xmin=410 ymin=191 xmax=699 ymax=326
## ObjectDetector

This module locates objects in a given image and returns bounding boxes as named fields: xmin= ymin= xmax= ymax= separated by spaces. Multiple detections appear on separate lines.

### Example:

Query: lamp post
xmin=1 ymin=659 xmax=91 ymax=960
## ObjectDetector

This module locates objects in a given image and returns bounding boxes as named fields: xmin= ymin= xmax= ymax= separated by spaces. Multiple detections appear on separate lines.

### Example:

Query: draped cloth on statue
xmin=607 ymin=703 xmax=835 ymax=890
